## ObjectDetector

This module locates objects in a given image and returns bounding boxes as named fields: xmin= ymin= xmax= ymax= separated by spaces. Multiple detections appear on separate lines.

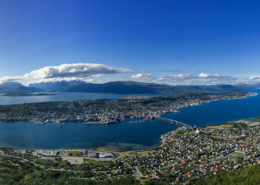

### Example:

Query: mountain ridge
xmin=0 ymin=81 xmax=258 ymax=94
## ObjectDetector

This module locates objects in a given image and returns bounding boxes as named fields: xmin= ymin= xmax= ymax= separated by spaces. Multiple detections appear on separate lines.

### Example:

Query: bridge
xmin=158 ymin=117 xmax=193 ymax=129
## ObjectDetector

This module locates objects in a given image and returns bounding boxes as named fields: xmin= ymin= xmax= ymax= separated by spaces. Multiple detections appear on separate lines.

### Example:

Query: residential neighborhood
xmin=1 ymin=118 xmax=259 ymax=184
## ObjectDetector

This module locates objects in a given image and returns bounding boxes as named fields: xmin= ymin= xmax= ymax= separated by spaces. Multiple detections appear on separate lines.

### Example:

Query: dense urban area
xmin=0 ymin=91 xmax=254 ymax=124
xmin=0 ymin=118 xmax=260 ymax=184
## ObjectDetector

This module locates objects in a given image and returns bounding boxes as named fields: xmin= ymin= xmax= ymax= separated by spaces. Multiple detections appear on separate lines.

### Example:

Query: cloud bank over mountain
xmin=130 ymin=72 xmax=241 ymax=85
xmin=0 ymin=63 xmax=259 ymax=86
xmin=0 ymin=63 xmax=132 ymax=85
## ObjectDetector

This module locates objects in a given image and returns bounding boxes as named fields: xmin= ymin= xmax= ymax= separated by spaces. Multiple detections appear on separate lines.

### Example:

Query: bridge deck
xmin=158 ymin=117 xmax=193 ymax=129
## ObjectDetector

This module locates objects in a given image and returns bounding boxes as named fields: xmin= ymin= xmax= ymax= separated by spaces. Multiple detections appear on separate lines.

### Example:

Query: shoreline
xmin=0 ymin=92 xmax=257 ymax=151
xmin=1 ymin=91 xmax=256 ymax=125
xmin=3 ymin=112 xmax=259 ymax=152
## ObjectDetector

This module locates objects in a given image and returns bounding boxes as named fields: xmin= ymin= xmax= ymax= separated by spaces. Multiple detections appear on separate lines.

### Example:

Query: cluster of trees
xmin=0 ymin=155 xmax=141 ymax=185
xmin=2 ymin=143 xmax=260 ymax=185
xmin=1 ymin=153 xmax=260 ymax=185
xmin=191 ymin=165 xmax=260 ymax=185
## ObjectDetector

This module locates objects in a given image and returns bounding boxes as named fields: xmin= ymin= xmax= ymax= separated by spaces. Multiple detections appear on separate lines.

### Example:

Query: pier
xmin=158 ymin=117 xmax=193 ymax=129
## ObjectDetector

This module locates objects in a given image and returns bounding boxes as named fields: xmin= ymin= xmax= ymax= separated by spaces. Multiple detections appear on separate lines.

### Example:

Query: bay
xmin=0 ymin=119 xmax=176 ymax=150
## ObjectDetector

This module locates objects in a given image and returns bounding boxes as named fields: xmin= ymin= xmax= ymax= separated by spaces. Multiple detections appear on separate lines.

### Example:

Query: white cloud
xmin=197 ymin=73 xmax=237 ymax=84
xmin=131 ymin=72 xmax=240 ymax=85
xmin=248 ymin=76 xmax=260 ymax=81
xmin=198 ymin=73 xmax=220 ymax=78
xmin=244 ymin=75 xmax=260 ymax=84
xmin=1 ymin=64 xmax=257 ymax=86
xmin=130 ymin=73 xmax=153 ymax=80
xmin=130 ymin=72 xmax=260 ymax=85
xmin=0 ymin=76 xmax=21 ymax=83
xmin=156 ymin=73 xmax=192 ymax=81
xmin=130 ymin=73 xmax=193 ymax=84
xmin=0 ymin=63 xmax=132 ymax=85
xmin=24 ymin=63 xmax=131 ymax=79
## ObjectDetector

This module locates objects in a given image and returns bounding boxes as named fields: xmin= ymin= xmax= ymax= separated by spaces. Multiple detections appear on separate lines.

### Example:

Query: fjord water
xmin=0 ymin=119 xmax=177 ymax=150
xmin=0 ymin=92 xmax=260 ymax=150
xmin=163 ymin=91 xmax=260 ymax=126
xmin=0 ymin=92 xmax=153 ymax=105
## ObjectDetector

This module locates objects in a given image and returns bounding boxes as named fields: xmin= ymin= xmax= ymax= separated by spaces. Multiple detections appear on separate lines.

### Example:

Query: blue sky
xmin=0 ymin=0 xmax=259 ymax=85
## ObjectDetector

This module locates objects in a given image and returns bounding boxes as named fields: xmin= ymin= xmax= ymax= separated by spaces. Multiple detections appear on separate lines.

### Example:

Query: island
xmin=0 ymin=91 xmax=255 ymax=124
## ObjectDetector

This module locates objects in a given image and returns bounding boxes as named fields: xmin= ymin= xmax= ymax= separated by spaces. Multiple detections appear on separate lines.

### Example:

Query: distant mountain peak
xmin=0 ymin=80 xmax=256 ymax=95
xmin=0 ymin=82 xmax=38 ymax=93
xmin=0 ymin=82 xmax=24 ymax=87
xmin=29 ymin=80 xmax=87 ymax=91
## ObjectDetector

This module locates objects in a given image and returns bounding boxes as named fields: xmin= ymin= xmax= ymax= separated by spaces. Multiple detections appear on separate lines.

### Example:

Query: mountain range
xmin=0 ymin=80 xmax=259 ymax=95
xmin=29 ymin=80 xmax=85 ymax=91
xmin=0 ymin=82 xmax=38 ymax=94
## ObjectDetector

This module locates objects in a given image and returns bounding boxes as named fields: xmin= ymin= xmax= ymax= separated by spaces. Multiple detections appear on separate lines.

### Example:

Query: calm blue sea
xmin=0 ymin=91 xmax=259 ymax=150
xmin=0 ymin=119 xmax=177 ymax=150
xmin=163 ymin=91 xmax=260 ymax=126
xmin=0 ymin=92 xmax=158 ymax=105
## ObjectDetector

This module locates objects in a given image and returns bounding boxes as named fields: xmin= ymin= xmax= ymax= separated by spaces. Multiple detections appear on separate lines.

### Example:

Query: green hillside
xmin=191 ymin=165 xmax=260 ymax=185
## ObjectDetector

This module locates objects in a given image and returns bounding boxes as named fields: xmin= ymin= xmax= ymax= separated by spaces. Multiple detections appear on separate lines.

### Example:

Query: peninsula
xmin=0 ymin=91 xmax=255 ymax=124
